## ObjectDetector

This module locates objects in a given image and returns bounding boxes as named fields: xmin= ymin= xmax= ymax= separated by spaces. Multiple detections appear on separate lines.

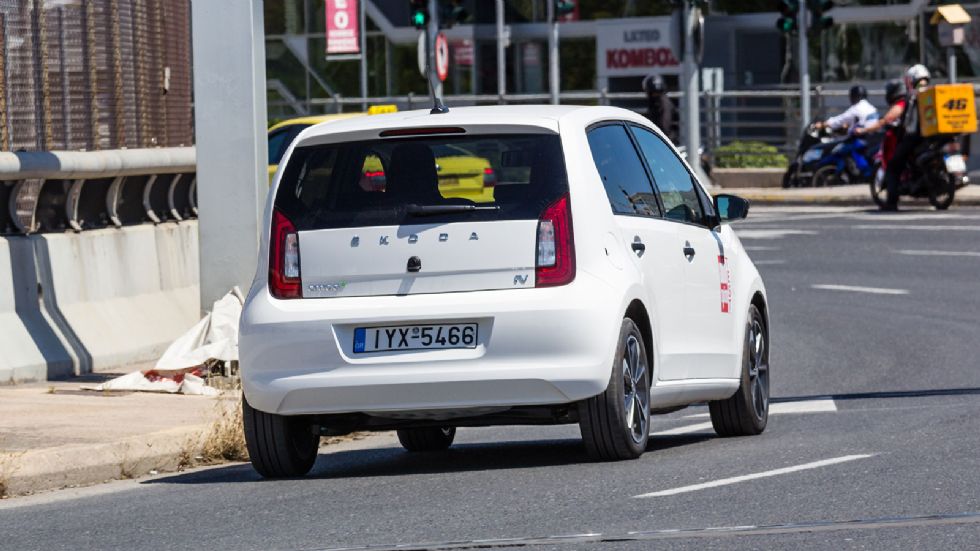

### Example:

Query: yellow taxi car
xmin=268 ymin=109 xmax=495 ymax=203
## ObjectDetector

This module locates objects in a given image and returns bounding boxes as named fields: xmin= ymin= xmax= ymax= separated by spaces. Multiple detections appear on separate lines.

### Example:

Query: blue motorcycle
xmin=804 ymin=130 xmax=881 ymax=187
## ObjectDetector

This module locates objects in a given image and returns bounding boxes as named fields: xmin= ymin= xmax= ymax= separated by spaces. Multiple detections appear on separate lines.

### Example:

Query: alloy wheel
xmin=622 ymin=334 xmax=650 ymax=444
xmin=746 ymin=319 xmax=769 ymax=420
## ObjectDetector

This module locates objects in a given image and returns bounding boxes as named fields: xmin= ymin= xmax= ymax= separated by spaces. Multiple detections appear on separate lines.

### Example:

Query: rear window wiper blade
xmin=405 ymin=204 xmax=500 ymax=216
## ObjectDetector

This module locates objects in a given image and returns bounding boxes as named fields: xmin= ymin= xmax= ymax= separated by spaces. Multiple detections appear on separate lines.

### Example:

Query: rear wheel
xmin=397 ymin=427 xmax=456 ymax=452
xmin=709 ymin=305 xmax=769 ymax=437
xmin=928 ymin=174 xmax=957 ymax=210
xmin=579 ymin=318 xmax=650 ymax=461
xmin=812 ymin=165 xmax=840 ymax=188
xmin=242 ymin=397 xmax=320 ymax=478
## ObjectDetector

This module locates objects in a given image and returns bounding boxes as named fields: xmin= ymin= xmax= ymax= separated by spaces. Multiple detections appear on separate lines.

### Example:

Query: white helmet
xmin=904 ymin=64 xmax=930 ymax=89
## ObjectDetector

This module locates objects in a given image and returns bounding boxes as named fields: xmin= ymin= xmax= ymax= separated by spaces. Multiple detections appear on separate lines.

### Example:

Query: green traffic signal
xmin=555 ymin=0 xmax=575 ymax=16
xmin=776 ymin=17 xmax=796 ymax=33
xmin=411 ymin=9 xmax=427 ymax=28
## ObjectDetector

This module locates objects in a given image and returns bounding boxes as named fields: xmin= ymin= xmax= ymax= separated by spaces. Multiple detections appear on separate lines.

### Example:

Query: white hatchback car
xmin=240 ymin=105 xmax=770 ymax=478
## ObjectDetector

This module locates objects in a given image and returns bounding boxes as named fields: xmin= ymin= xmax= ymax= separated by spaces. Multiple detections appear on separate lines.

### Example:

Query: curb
xmin=1 ymin=425 xmax=209 ymax=498
xmin=729 ymin=188 xmax=980 ymax=207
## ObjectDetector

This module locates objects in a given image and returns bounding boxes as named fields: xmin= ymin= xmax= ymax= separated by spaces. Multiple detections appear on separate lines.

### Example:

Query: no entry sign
xmin=435 ymin=32 xmax=449 ymax=82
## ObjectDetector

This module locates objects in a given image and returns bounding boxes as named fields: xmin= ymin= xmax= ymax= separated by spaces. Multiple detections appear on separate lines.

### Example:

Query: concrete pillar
xmin=191 ymin=0 xmax=268 ymax=313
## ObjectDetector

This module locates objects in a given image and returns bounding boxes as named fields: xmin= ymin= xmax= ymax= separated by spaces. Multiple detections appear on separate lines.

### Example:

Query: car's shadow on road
xmin=144 ymin=433 xmax=715 ymax=486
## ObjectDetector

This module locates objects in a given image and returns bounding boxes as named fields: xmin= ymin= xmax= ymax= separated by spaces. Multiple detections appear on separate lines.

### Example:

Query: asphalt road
xmin=3 ymin=206 xmax=980 ymax=550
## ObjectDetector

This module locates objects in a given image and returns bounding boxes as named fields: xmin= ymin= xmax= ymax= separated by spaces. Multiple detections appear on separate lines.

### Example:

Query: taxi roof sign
xmin=367 ymin=104 xmax=398 ymax=115
xmin=931 ymin=4 xmax=971 ymax=25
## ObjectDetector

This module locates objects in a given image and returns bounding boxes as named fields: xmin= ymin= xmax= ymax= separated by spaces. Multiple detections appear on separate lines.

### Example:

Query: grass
xmin=197 ymin=395 xmax=249 ymax=464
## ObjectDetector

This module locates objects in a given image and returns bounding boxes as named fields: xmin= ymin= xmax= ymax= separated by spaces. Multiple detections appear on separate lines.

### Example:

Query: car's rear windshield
xmin=274 ymin=133 xmax=568 ymax=231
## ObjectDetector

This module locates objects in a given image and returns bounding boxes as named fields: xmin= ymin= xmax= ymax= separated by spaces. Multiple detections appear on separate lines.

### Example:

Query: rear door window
xmin=586 ymin=124 xmax=661 ymax=217
xmin=629 ymin=125 xmax=707 ymax=226
xmin=275 ymin=134 xmax=567 ymax=230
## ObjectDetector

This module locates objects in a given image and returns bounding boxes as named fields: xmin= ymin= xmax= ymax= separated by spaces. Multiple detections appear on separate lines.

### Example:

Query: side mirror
xmin=713 ymin=194 xmax=750 ymax=223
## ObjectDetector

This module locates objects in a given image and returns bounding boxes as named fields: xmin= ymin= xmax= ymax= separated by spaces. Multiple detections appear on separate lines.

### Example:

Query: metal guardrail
xmin=0 ymin=147 xmax=197 ymax=235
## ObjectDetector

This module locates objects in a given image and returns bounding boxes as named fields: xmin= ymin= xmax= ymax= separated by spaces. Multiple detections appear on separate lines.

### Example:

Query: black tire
xmin=579 ymin=318 xmax=650 ymax=461
xmin=242 ymin=396 xmax=320 ymax=478
xmin=811 ymin=165 xmax=839 ymax=188
xmin=869 ymin=161 xmax=888 ymax=208
xmin=396 ymin=427 xmax=456 ymax=452
xmin=928 ymin=174 xmax=957 ymax=210
xmin=782 ymin=163 xmax=797 ymax=189
xmin=709 ymin=305 xmax=769 ymax=437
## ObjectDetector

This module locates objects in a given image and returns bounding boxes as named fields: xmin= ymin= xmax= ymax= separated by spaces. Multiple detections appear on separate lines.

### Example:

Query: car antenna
xmin=423 ymin=25 xmax=448 ymax=114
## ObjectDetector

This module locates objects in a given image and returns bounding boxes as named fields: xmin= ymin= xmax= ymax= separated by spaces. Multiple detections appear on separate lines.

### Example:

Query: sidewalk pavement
xmin=0 ymin=377 xmax=230 ymax=498
xmin=724 ymin=183 xmax=980 ymax=207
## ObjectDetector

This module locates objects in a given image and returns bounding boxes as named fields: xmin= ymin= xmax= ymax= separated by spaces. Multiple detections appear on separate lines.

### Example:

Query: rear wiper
xmin=405 ymin=204 xmax=500 ymax=216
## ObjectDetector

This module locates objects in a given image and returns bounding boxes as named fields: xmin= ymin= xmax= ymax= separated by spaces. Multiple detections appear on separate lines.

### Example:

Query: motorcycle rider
xmin=855 ymin=79 xmax=907 ymax=171
xmin=882 ymin=64 xmax=931 ymax=211
xmin=642 ymin=74 xmax=677 ymax=144
xmin=814 ymin=85 xmax=879 ymax=132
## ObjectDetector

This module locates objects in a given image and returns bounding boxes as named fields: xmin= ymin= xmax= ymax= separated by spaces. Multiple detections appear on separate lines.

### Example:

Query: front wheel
xmin=870 ymin=162 xmax=887 ymax=208
xmin=397 ymin=427 xmax=456 ymax=452
xmin=709 ymin=305 xmax=769 ymax=437
xmin=928 ymin=173 xmax=957 ymax=210
xmin=579 ymin=318 xmax=651 ymax=461
xmin=242 ymin=397 xmax=320 ymax=478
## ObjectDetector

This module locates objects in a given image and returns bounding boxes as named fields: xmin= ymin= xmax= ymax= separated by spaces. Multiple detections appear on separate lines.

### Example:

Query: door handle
xmin=631 ymin=238 xmax=646 ymax=256
xmin=683 ymin=241 xmax=696 ymax=261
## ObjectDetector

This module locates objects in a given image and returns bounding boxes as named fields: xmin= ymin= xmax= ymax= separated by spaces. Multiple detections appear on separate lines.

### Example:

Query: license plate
xmin=945 ymin=154 xmax=966 ymax=174
xmin=353 ymin=323 xmax=478 ymax=353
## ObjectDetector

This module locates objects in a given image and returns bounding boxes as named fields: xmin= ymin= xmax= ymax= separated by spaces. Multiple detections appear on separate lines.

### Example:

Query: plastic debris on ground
xmin=82 ymin=288 xmax=244 ymax=396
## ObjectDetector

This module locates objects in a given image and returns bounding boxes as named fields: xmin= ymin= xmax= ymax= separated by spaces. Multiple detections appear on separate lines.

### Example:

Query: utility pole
xmin=547 ymin=0 xmax=559 ymax=104
xmin=798 ymin=0 xmax=811 ymax=131
xmin=681 ymin=1 xmax=706 ymax=184
xmin=359 ymin=0 xmax=368 ymax=110
xmin=496 ymin=0 xmax=505 ymax=101
xmin=427 ymin=0 xmax=442 ymax=99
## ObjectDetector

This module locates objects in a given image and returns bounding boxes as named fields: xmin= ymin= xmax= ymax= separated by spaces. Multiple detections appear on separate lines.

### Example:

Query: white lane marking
xmin=753 ymin=259 xmax=786 ymax=265
xmin=684 ymin=399 xmax=837 ymax=419
xmin=852 ymin=224 xmax=980 ymax=232
xmin=812 ymin=284 xmax=909 ymax=295
xmin=896 ymin=249 xmax=980 ymax=258
xmin=652 ymin=421 xmax=715 ymax=436
xmin=744 ymin=245 xmax=781 ymax=251
xmin=633 ymin=454 xmax=874 ymax=498
xmin=736 ymin=229 xmax=818 ymax=239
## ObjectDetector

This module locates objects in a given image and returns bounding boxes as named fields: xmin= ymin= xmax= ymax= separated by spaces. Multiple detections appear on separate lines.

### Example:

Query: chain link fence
xmin=0 ymin=0 xmax=193 ymax=152
xmin=0 ymin=0 xmax=193 ymax=231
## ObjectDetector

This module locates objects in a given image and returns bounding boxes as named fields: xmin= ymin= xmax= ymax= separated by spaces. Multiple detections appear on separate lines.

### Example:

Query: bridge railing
xmin=0 ymin=147 xmax=197 ymax=235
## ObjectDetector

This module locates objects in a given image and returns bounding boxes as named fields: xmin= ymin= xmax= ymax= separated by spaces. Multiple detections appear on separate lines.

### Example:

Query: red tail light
xmin=482 ymin=167 xmax=496 ymax=187
xmin=269 ymin=209 xmax=301 ymax=299
xmin=535 ymin=194 xmax=575 ymax=287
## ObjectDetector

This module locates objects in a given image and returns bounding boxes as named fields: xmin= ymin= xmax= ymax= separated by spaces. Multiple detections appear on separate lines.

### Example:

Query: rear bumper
xmin=239 ymin=272 xmax=623 ymax=416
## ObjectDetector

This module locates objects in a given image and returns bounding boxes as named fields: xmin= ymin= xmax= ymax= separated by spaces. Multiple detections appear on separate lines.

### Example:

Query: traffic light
xmin=807 ymin=0 xmax=834 ymax=31
xmin=776 ymin=0 xmax=798 ymax=33
xmin=410 ymin=0 xmax=428 ymax=29
xmin=440 ymin=0 xmax=468 ymax=28
xmin=555 ymin=1 xmax=576 ymax=17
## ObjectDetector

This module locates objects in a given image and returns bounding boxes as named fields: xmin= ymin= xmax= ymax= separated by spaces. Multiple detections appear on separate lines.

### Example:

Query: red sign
xmin=453 ymin=40 xmax=474 ymax=67
xmin=605 ymin=48 xmax=679 ymax=70
xmin=326 ymin=0 xmax=360 ymax=55
xmin=435 ymin=32 xmax=449 ymax=82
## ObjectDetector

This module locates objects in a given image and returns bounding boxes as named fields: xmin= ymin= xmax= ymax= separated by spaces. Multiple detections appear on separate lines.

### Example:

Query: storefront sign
xmin=326 ymin=0 xmax=360 ymax=56
xmin=596 ymin=18 xmax=680 ymax=79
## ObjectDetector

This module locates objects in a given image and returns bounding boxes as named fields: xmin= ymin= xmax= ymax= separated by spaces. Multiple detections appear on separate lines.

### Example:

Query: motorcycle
xmin=869 ymin=134 xmax=969 ymax=210
xmin=784 ymin=123 xmax=880 ymax=188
